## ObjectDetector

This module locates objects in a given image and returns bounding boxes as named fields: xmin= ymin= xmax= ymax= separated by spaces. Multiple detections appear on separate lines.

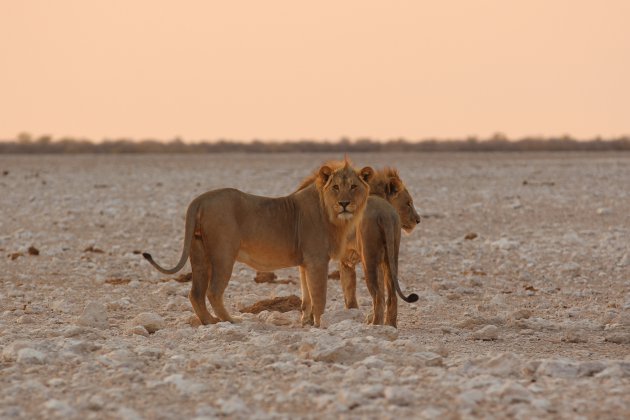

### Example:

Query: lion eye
xmin=332 ymin=185 xmax=340 ymax=191
xmin=408 ymin=202 xmax=412 ymax=207
xmin=350 ymin=184 xmax=357 ymax=190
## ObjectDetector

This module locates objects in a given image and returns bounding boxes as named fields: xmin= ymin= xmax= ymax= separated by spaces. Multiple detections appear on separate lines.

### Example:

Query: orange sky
xmin=1 ymin=1 xmax=629 ymax=141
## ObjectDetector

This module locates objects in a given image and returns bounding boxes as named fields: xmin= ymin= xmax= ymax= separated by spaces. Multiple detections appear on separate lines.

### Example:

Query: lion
xmin=358 ymin=195 xmax=419 ymax=327
xmin=289 ymin=162 xmax=421 ymax=327
xmin=143 ymin=161 xmax=374 ymax=328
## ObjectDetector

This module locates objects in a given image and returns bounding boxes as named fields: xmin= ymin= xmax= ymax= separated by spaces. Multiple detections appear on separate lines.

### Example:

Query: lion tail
xmin=142 ymin=198 xmax=200 ymax=275
xmin=383 ymin=216 xmax=419 ymax=303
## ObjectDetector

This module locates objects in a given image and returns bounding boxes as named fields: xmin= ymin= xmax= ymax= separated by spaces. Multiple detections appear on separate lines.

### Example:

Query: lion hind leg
xmin=207 ymin=253 xmax=238 ymax=323
xmin=383 ymin=263 xmax=398 ymax=328
xmin=189 ymin=238 xmax=219 ymax=325
xmin=364 ymin=259 xmax=384 ymax=325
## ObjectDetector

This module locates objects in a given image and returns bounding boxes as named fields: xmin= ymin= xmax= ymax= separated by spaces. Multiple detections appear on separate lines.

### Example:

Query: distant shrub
xmin=0 ymin=134 xmax=628 ymax=153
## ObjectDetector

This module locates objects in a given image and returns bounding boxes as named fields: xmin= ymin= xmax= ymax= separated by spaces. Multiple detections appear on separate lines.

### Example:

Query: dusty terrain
xmin=1 ymin=152 xmax=629 ymax=419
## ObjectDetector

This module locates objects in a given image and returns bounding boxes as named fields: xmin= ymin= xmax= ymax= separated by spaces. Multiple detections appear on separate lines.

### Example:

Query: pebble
xmin=131 ymin=312 xmax=165 ymax=333
xmin=77 ymin=301 xmax=109 ymax=329
xmin=471 ymin=325 xmax=499 ymax=340
xmin=384 ymin=386 xmax=415 ymax=406
xmin=16 ymin=348 xmax=46 ymax=364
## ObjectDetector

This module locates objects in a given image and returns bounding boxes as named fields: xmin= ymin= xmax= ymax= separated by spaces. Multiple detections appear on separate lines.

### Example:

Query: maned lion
xmin=143 ymin=161 xmax=374 ymax=327
xmin=291 ymin=163 xmax=421 ymax=327
xmin=358 ymin=196 xmax=418 ymax=327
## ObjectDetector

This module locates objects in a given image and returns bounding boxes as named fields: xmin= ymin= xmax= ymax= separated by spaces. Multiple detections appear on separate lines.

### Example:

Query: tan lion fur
xmin=143 ymin=162 xmax=373 ymax=327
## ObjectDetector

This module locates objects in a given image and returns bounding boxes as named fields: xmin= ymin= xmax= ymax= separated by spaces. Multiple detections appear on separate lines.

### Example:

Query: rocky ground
xmin=1 ymin=152 xmax=629 ymax=419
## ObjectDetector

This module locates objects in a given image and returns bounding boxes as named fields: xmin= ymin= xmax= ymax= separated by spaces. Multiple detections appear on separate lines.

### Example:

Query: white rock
xmin=596 ymin=207 xmax=612 ymax=215
xmin=320 ymin=308 xmax=364 ymax=328
xmin=496 ymin=381 xmax=532 ymax=404
xmin=471 ymin=325 xmax=499 ymax=340
xmin=559 ymin=262 xmax=580 ymax=277
xmin=384 ymin=386 xmax=415 ymax=406
xmin=2 ymin=340 xmax=32 ymax=361
xmin=50 ymin=300 xmax=73 ymax=314
xmin=491 ymin=238 xmax=519 ymax=251
xmin=464 ymin=353 xmax=523 ymax=377
xmin=358 ymin=355 xmax=387 ymax=369
xmin=131 ymin=312 xmax=165 ymax=333
xmin=536 ymin=359 xmax=579 ymax=378
xmin=457 ymin=389 xmax=484 ymax=408
xmin=360 ymin=384 xmax=384 ymax=399
xmin=218 ymin=395 xmax=249 ymax=415
xmin=129 ymin=325 xmax=150 ymax=337
xmin=44 ymin=399 xmax=76 ymax=418
xmin=337 ymin=389 xmax=363 ymax=409
xmin=163 ymin=374 xmax=207 ymax=395
xmin=17 ymin=348 xmax=46 ymax=364
xmin=117 ymin=407 xmax=144 ymax=420
xmin=413 ymin=351 xmax=444 ymax=367
xmin=77 ymin=301 xmax=108 ymax=329
xmin=265 ymin=311 xmax=294 ymax=326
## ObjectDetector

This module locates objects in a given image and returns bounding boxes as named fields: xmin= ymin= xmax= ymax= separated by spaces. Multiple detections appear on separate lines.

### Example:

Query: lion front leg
xmin=304 ymin=263 xmax=328 ymax=328
xmin=299 ymin=266 xmax=314 ymax=326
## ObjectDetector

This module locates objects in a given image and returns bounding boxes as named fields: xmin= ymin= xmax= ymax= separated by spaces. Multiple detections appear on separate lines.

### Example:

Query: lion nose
xmin=416 ymin=216 xmax=421 ymax=224
xmin=338 ymin=201 xmax=350 ymax=209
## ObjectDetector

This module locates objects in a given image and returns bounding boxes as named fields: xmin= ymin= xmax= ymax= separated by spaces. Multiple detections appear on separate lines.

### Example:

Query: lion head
xmin=316 ymin=161 xmax=373 ymax=226
xmin=372 ymin=168 xmax=421 ymax=233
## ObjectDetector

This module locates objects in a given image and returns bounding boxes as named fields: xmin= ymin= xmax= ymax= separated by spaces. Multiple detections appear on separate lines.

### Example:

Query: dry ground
xmin=1 ymin=152 xmax=629 ymax=419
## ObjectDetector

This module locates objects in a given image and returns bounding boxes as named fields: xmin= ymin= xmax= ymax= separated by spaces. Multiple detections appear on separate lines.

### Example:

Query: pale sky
xmin=1 ymin=1 xmax=629 ymax=141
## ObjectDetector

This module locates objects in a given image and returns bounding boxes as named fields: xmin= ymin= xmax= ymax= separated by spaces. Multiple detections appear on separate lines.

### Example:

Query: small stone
xmin=457 ymin=389 xmax=484 ymax=408
xmin=44 ymin=399 xmax=76 ymax=418
xmin=562 ymin=329 xmax=588 ymax=343
xmin=77 ymin=301 xmax=108 ymax=329
xmin=471 ymin=325 xmax=499 ymax=340
xmin=320 ymin=308 xmax=364 ymax=328
xmin=510 ymin=309 xmax=531 ymax=320
xmin=337 ymin=389 xmax=362 ymax=409
xmin=218 ymin=395 xmax=249 ymax=415
xmin=536 ymin=359 xmax=579 ymax=378
xmin=16 ymin=348 xmax=46 ymax=364
xmin=464 ymin=232 xmax=478 ymax=240
xmin=131 ymin=312 xmax=165 ymax=333
xmin=414 ymin=351 xmax=443 ymax=367
xmin=497 ymin=381 xmax=532 ymax=404
xmin=596 ymin=207 xmax=612 ymax=215
xmin=163 ymin=374 xmax=207 ymax=395
xmin=559 ymin=262 xmax=580 ymax=277
xmin=360 ymin=384 xmax=384 ymax=399
xmin=265 ymin=311 xmax=294 ymax=326
xmin=604 ymin=331 xmax=630 ymax=344
xmin=491 ymin=238 xmax=519 ymax=251
xmin=384 ymin=386 xmax=415 ymax=406
xmin=129 ymin=325 xmax=150 ymax=337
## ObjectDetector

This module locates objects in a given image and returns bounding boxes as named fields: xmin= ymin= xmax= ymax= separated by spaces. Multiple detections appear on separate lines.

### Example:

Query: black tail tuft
xmin=142 ymin=252 xmax=152 ymax=261
xmin=404 ymin=293 xmax=419 ymax=303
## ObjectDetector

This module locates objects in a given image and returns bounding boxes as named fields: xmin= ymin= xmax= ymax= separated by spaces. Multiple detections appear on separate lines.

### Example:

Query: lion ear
xmin=318 ymin=165 xmax=333 ymax=184
xmin=359 ymin=166 xmax=374 ymax=183
xmin=386 ymin=177 xmax=403 ymax=197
